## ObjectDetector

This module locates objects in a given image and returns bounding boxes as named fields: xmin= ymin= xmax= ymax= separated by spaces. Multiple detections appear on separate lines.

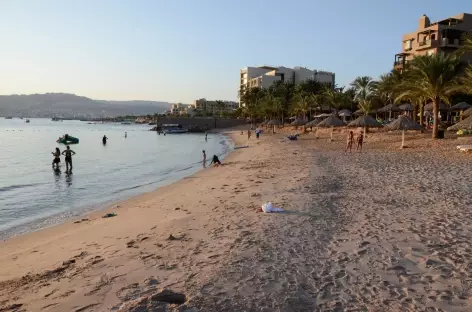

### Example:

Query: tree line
xmin=237 ymin=36 xmax=472 ymax=139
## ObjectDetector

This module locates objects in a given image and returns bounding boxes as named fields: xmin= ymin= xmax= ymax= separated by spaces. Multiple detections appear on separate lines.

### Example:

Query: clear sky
xmin=0 ymin=1 xmax=470 ymax=103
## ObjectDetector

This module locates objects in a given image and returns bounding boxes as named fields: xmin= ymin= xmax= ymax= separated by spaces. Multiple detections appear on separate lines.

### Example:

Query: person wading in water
xmin=52 ymin=147 xmax=61 ymax=169
xmin=61 ymin=145 xmax=76 ymax=173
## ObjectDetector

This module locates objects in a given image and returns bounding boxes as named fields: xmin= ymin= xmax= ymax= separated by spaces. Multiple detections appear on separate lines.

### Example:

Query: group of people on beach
xmin=202 ymin=150 xmax=221 ymax=168
xmin=345 ymin=130 xmax=364 ymax=153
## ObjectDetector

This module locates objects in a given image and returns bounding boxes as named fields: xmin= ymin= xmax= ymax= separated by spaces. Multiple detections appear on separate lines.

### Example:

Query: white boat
xmin=162 ymin=124 xmax=188 ymax=134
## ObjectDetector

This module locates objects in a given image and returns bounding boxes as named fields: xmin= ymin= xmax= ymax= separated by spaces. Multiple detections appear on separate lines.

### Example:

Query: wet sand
xmin=1 ymin=129 xmax=472 ymax=311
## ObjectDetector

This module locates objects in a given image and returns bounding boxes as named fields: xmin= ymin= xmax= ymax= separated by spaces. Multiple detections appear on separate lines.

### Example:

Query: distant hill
xmin=0 ymin=93 xmax=170 ymax=118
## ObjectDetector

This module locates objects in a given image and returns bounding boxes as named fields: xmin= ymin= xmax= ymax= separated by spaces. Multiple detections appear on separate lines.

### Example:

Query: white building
xmin=169 ymin=103 xmax=195 ymax=116
xmin=240 ymin=65 xmax=335 ymax=91
xmin=193 ymin=98 xmax=238 ymax=115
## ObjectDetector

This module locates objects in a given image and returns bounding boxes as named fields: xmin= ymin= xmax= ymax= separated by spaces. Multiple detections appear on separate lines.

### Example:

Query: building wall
xmin=314 ymin=71 xmax=335 ymax=85
xmin=293 ymin=67 xmax=314 ymax=84
xmin=395 ymin=13 xmax=472 ymax=70
xmin=156 ymin=117 xmax=245 ymax=129
xmin=240 ymin=67 xmax=274 ymax=87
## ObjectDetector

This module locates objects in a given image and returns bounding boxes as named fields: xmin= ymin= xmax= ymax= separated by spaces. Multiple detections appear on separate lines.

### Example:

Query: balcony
xmin=440 ymin=38 xmax=461 ymax=48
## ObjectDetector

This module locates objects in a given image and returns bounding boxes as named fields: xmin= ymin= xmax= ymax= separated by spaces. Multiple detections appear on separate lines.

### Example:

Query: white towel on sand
xmin=261 ymin=202 xmax=284 ymax=213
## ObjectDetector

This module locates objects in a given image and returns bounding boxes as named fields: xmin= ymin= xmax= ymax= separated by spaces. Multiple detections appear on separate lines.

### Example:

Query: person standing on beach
xmin=247 ymin=129 xmax=251 ymax=140
xmin=125 ymin=132 xmax=127 ymax=138
xmin=61 ymin=145 xmax=76 ymax=173
xmin=52 ymin=147 xmax=61 ymax=169
xmin=102 ymin=135 xmax=108 ymax=145
xmin=205 ymin=132 xmax=208 ymax=142
xmin=346 ymin=131 xmax=354 ymax=153
xmin=202 ymin=150 xmax=206 ymax=168
xmin=356 ymin=131 xmax=364 ymax=151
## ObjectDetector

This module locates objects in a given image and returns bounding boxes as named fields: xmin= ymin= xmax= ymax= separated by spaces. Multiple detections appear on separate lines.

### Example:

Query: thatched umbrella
xmin=385 ymin=115 xmax=422 ymax=148
xmin=447 ymin=115 xmax=472 ymax=131
xmin=377 ymin=104 xmax=400 ymax=120
xmin=314 ymin=113 xmax=333 ymax=118
xmin=424 ymin=102 xmax=449 ymax=111
xmin=450 ymin=102 xmax=471 ymax=111
xmin=290 ymin=118 xmax=307 ymax=126
xmin=316 ymin=115 xmax=346 ymax=141
xmin=347 ymin=115 xmax=382 ymax=128
xmin=347 ymin=115 xmax=382 ymax=140
xmin=338 ymin=109 xmax=351 ymax=117
xmin=462 ymin=107 xmax=472 ymax=118
xmin=305 ymin=119 xmax=319 ymax=128
xmin=266 ymin=119 xmax=281 ymax=125
xmin=399 ymin=103 xmax=413 ymax=111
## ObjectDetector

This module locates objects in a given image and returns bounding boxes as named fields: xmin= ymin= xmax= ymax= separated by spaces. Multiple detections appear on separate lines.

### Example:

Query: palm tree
xmin=458 ymin=66 xmax=472 ymax=94
xmin=396 ymin=53 xmax=461 ymax=138
xmin=324 ymin=87 xmax=349 ymax=114
xmin=350 ymin=76 xmax=377 ymax=114
xmin=215 ymin=100 xmax=225 ymax=117
xmin=291 ymin=93 xmax=313 ymax=119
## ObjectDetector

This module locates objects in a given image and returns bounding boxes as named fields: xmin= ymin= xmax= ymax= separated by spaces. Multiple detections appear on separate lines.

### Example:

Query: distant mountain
xmin=0 ymin=93 xmax=170 ymax=118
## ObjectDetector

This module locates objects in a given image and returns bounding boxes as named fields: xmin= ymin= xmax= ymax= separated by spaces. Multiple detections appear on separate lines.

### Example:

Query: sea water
xmin=0 ymin=118 xmax=232 ymax=239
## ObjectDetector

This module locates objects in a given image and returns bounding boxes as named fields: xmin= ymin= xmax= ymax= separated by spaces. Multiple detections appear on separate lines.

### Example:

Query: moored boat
xmin=162 ymin=124 xmax=188 ymax=134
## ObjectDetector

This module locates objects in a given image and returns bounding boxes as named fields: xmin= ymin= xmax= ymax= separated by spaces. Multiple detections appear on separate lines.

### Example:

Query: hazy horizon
xmin=1 ymin=0 xmax=470 ymax=103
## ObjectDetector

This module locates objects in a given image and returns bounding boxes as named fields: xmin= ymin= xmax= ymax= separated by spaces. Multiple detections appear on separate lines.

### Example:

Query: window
xmin=431 ymin=33 xmax=436 ymax=40
xmin=404 ymin=40 xmax=412 ymax=50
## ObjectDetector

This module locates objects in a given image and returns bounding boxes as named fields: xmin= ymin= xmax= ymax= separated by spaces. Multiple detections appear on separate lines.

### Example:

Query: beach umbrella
xmin=266 ymin=119 xmax=281 ymax=125
xmin=347 ymin=115 xmax=382 ymax=140
xmin=338 ymin=109 xmax=352 ymax=117
xmin=314 ymin=113 xmax=333 ymax=118
xmin=316 ymin=115 xmax=346 ymax=141
xmin=450 ymin=102 xmax=471 ymax=111
xmin=399 ymin=103 xmax=413 ymax=111
xmin=290 ymin=118 xmax=307 ymax=126
xmin=385 ymin=115 xmax=422 ymax=148
xmin=377 ymin=104 xmax=401 ymax=113
xmin=347 ymin=115 xmax=382 ymax=128
xmin=447 ymin=115 xmax=472 ymax=131
xmin=462 ymin=107 xmax=472 ymax=118
xmin=305 ymin=119 xmax=319 ymax=127
xmin=424 ymin=102 xmax=449 ymax=111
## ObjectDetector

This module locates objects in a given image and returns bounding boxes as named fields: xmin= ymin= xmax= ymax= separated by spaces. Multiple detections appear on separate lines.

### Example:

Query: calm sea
xmin=0 ymin=118 xmax=232 ymax=239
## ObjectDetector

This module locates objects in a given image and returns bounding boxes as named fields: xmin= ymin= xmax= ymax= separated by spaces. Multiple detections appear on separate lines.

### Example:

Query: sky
xmin=0 ymin=1 xmax=470 ymax=103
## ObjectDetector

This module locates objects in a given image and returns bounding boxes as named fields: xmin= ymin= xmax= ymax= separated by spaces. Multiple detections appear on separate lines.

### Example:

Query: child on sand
xmin=346 ymin=131 xmax=354 ymax=153
xmin=356 ymin=131 xmax=364 ymax=151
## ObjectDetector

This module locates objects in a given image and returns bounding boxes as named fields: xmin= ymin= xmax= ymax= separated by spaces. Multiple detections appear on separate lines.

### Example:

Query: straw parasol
xmin=424 ymin=102 xmax=449 ymax=111
xmin=316 ymin=115 xmax=346 ymax=141
xmin=347 ymin=115 xmax=382 ymax=140
xmin=385 ymin=115 xmax=422 ymax=148
xmin=377 ymin=104 xmax=400 ymax=113
xmin=317 ymin=115 xmax=346 ymax=127
xmin=314 ymin=113 xmax=333 ymax=118
xmin=450 ymin=102 xmax=471 ymax=111
xmin=399 ymin=103 xmax=413 ymax=111
xmin=338 ymin=109 xmax=352 ymax=117
xmin=462 ymin=107 xmax=472 ymax=118
xmin=266 ymin=119 xmax=281 ymax=125
xmin=347 ymin=115 xmax=382 ymax=128
xmin=290 ymin=118 xmax=307 ymax=126
xmin=447 ymin=115 xmax=472 ymax=131
xmin=305 ymin=119 xmax=319 ymax=128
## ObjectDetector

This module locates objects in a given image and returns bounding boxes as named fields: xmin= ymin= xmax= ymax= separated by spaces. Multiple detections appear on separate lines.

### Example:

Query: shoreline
xmin=2 ymin=129 xmax=472 ymax=311
xmin=0 ymin=132 xmax=234 ymax=241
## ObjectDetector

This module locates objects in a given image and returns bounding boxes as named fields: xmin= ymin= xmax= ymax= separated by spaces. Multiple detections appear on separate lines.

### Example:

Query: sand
xmin=1 ymin=128 xmax=472 ymax=311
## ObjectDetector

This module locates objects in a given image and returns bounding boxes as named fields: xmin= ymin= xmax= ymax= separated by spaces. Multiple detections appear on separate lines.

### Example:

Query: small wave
xmin=0 ymin=183 xmax=45 ymax=193
xmin=111 ymin=180 xmax=158 ymax=194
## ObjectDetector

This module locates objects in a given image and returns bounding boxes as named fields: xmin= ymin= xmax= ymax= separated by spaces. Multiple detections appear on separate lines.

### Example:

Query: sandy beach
xmin=1 ymin=128 xmax=472 ymax=311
